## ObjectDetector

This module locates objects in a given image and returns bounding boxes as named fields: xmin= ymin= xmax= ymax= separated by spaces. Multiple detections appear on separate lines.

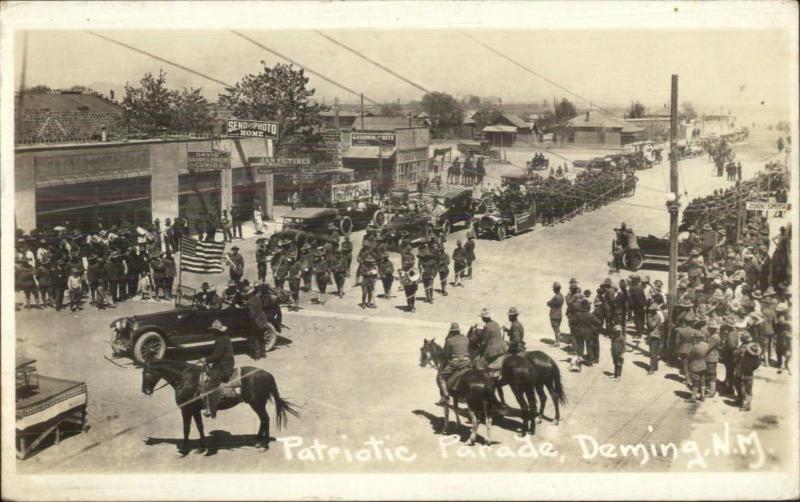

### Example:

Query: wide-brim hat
xmin=552 ymin=281 xmax=561 ymax=289
xmin=479 ymin=308 xmax=491 ymax=318
xmin=763 ymin=287 xmax=776 ymax=297
xmin=508 ymin=306 xmax=519 ymax=316
xmin=449 ymin=322 xmax=461 ymax=334
xmin=746 ymin=343 xmax=763 ymax=357
xmin=678 ymin=297 xmax=694 ymax=308
xmin=751 ymin=290 xmax=763 ymax=300
xmin=301 ymin=244 xmax=311 ymax=251
xmin=210 ymin=319 xmax=228 ymax=332
xmin=711 ymin=289 xmax=725 ymax=301
xmin=703 ymin=223 xmax=712 ymax=231
xmin=734 ymin=318 xmax=749 ymax=329
xmin=690 ymin=249 xmax=702 ymax=256
xmin=230 ymin=246 xmax=240 ymax=251
xmin=363 ymin=257 xmax=376 ymax=264
xmin=602 ymin=278 xmax=612 ymax=287
xmin=646 ymin=302 xmax=660 ymax=311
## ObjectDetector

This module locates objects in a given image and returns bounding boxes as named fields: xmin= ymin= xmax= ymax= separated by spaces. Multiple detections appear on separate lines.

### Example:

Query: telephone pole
xmin=360 ymin=93 xmax=365 ymax=130
xmin=665 ymin=74 xmax=681 ymax=342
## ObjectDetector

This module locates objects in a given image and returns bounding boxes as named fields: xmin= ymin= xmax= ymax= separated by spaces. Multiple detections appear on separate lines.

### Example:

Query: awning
xmin=342 ymin=146 xmax=397 ymax=159
xmin=432 ymin=185 xmax=472 ymax=200
xmin=482 ymin=125 xmax=517 ymax=133
xmin=433 ymin=147 xmax=452 ymax=157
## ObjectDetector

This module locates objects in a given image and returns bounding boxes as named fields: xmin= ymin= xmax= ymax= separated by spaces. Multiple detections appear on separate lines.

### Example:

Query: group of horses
xmin=419 ymin=326 xmax=566 ymax=445
xmin=134 ymin=326 xmax=566 ymax=454
xmin=446 ymin=157 xmax=487 ymax=186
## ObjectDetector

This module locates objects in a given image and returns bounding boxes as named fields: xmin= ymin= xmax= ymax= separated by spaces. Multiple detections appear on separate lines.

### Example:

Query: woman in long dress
xmin=253 ymin=205 xmax=264 ymax=234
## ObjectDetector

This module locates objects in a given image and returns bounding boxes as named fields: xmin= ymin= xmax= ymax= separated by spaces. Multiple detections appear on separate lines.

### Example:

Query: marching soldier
xmin=688 ymin=331 xmax=709 ymax=403
xmin=397 ymin=268 xmax=419 ymax=312
xmin=420 ymin=243 xmax=438 ymax=304
xmin=256 ymin=243 xmax=269 ymax=284
xmin=287 ymin=257 xmax=302 ymax=311
xmin=437 ymin=246 xmax=450 ymax=296
xmin=610 ymin=324 xmax=625 ymax=381
xmin=736 ymin=333 xmax=762 ymax=411
xmin=379 ymin=254 xmax=395 ymax=299
xmin=272 ymin=249 xmax=288 ymax=290
xmin=331 ymin=248 xmax=349 ymax=298
xmin=401 ymin=238 xmax=416 ymax=272
xmin=452 ymin=240 xmax=468 ymax=287
xmin=341 ymin=234 xmax=354 ymax=276
xmin=505 ymin=307 xmax=525 ymax=354
xmin=675 ymin=309 xmax=697 ymax=381
xmin=464 ymin=232 xmax=476 ymax=279
xmin=299 ymin=244 xmax=313 ymax=292
xmin=704 ymin=318 xmax=721 ymax=397
xmin=359 ymin=256 xmax=378 ymax=308
xmin=313 ymin=246 xmax=330 ymax=305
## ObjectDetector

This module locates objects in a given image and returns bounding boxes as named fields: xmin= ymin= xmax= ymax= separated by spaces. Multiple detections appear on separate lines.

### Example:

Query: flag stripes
xmin=180 ymin=236 xmax=225 ymax=274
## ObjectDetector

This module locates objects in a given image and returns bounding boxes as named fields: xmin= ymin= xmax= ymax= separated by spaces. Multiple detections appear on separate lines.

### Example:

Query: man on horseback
xmin=436 ymin=323 xmax=471 ymax=406
xmin=504 ymin=306 xmax=525 ymax=354
xmin=203 ymin=319 xmax=235 ymax=418
xmin=472 ymin=308 xmax=507 ymax=405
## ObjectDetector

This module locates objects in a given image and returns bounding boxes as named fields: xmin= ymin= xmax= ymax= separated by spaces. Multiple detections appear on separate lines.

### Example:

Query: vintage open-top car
xmin=427 ymin=185 xmax=475 ymax=235
xmin=110 ymin=286 xmax=291 ymax=363
xmin=282 ymin=207 xmax=354 ymax=236
xmin=473 ymin=191 xmax=536 ymax=241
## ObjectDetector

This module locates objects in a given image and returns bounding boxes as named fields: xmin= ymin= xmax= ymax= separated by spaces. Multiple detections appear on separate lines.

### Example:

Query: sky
xmin=14 ymin=28 xmax=794 ymax=123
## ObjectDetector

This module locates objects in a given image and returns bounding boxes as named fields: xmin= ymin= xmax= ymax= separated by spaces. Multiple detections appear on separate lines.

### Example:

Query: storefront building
xmin=14 ymin=137 xmax=272 ymax=232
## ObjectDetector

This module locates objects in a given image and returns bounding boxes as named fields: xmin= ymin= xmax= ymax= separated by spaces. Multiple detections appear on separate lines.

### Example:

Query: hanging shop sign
xmin=746 ymin=201 xmax=790 ymax=211
xmin=252 ymin=157 xmax=312 ymax=174
xmin=331 ymin=180 xmax=372 ymax=204
xmin=226 ymin=119 xmax=279 ymax=139
xmin=187 ymin=151 xmax=231 ymax=172
xmin=351 ymin=132 xmax=396 ymax=147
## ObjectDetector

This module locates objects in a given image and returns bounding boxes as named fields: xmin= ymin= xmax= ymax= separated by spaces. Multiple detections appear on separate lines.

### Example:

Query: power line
xmin=458 ymin=30 xmax=617 ymax=113
xmin=231 ymin=30 xmax=379 ymax=105
xmin=86 ymin=31 xmax=233 ymax=88
xmin=314 ymin=31 xmax=430 ymax=95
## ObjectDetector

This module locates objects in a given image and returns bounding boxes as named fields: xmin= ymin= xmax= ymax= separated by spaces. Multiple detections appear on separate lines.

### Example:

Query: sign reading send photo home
xmin=226 ymin=119 xmax=279 ymax=139
xmin=332 ymin=180 xmax=372 ymax=204
xmin=351 ymin=132 xmax=396 ymax=147
xmin=187 ymin=151 xmax=231 ymax=171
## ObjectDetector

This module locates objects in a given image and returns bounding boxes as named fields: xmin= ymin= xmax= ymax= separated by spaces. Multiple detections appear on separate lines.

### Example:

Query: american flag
xmin=180 ymin=236 xmax=225 ymax=274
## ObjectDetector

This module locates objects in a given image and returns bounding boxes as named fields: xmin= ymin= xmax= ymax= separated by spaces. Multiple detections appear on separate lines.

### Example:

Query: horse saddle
xmin=446 ymin=366 xmax=471 ymax=393
xmin=200 ymin=368 xmax=243 ymax=401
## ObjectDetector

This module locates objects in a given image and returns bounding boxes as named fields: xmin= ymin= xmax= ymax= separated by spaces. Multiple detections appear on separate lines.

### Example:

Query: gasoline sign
xmin=227 ymin=119 xmax=279 ymax=139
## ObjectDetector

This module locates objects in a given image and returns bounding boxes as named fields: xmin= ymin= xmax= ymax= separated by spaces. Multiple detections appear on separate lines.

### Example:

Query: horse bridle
xmin=146 ymin=363 xmax=194 ymax=394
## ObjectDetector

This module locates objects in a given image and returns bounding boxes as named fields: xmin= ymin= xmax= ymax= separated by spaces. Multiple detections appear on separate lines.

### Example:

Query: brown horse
xmin=141 ymin=359 xmax=299 ymax=455
xmin=500 ymin=354 xmax=538 ymax=435
xmin=525 ymin=351 xmax=567 ymax=425
xmin=419 ymin=338 xmax=502 ymax=445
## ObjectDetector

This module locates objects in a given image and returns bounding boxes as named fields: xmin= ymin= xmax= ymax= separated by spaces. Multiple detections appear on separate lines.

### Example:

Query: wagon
xmin=16 ymin=357 xmax=88 ymax=459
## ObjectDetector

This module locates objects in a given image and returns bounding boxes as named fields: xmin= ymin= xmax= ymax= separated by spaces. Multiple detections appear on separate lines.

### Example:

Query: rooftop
xmin=566 ymin=110 xmax=643 ymax=133
xmin=16 ymin=92 xmax=123 ymax=115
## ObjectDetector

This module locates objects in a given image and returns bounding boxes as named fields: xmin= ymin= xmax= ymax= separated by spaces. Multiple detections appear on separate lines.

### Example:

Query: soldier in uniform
xmin=505 ymin=307 xmax=525 ymax=354
xmin=437 ymin=246 xmax=450 ymax=296
xmin=646 ymin=302 xmax=666 ymax=374
xmin=203 ymin=319 xmax=235 ymax=418
xmin=688 ymin=331 xmax=709 ymax=403
xmin=420 ymin=244 xmax=438 ymax=304
xmin=331 ymin=248 xmax=349 ymax=299
xmin=627 ymin=274 xmax=647 ymax=345
xmin=313 ymin=246 xmax=330 ymax=305
xmin=473 ymin=308 xmax=507 ymax=405
xmin=436 ymin=323 xmax=471 ymax=406
xmin=547 ymin=282 xmax=564 ymax=347
xmin=299 ymin=244 xmax=314 ymax=292
xmin=610 ymin=324 xmax=626 ymax=380
xmin=400 ymin=237 xmax=416 ymax=272
xmin=256 ymin=243 xmax=269 ymax=284
xmin=397 ymin=268 xmax=419 ymax=312
xmin=720 ymin=314 xmax=740 ymax=395
xmin=378 ymin=254 xmax=395 ymax=299
xmin=359 ymin=256 xmax=378 ymax=308
xmin=272 ymin=249 xmax=288 ymax=290
xmin=340 ymin=235 xmax=354 ymax=276
xmin=735 ymin=333 xmax=762 ymax=411
xmin=464 ymin=232 xmax=476 ymax=279
xmin=704 ymin=318 xmax=721 ymax=397
xmin=452 ymin=240 xmax=468 ymax=287
xmin=287 ymin=257 xmax=302 ymax=311
xmin=675 ymin=307 xmax=697 ymax=381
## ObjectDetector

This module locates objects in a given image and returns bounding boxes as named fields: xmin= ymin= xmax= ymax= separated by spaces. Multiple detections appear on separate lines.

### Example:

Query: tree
xmin=121 ymin=70 xmax=213 ymax=135
xmin=554 ymin=98 xmax=577 ymax=122
xmin=218 ymin=62 xmax=325 ymax=149
xmin=421 ymin=91 xmax=464 ymax=135
xmin=680 ymin=101 xmax=697 ymax=120
xmin=379 ymin=102 xmax=404 ymax=117
xmin=461 ymin=95 xmax=482 ymax=109
xmin=25 ymin=85 xmax=52 ymax=94
xmin=473 ymin=102 xmax=503 ymax=129
xmin=627 ymin=100 xmax=646 ymax=119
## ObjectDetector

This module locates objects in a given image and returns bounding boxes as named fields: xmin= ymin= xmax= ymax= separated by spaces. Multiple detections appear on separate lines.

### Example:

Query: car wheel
xmin=263 ymin=327 xmax=278 ymax=353
xmin=441 ymin=220 xmax=451 ymax=236
xmin=339 ymin=216 xmax=353 ymax=235
xmin=372 ymin=210 xmax=385 ymax=227
xmin=496 ymin=225 xmax=507 ymax=241
xmin=133 ymin=331 xmax=167 ymax=364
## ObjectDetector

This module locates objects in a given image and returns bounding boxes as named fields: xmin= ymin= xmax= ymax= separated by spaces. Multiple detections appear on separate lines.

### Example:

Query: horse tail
xmin=549 ymin=361 xmax=568 ymax=406
xmin=268 ymin=376 xmax=300 ymax=429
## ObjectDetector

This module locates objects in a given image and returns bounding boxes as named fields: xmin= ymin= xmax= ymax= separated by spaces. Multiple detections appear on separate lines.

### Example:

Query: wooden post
xmin=666 ymin=75 xmax=680 ymax=347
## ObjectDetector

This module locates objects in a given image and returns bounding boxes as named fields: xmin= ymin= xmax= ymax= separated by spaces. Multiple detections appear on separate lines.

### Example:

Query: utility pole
xmin=334 ymin=97 xmax=340 ymax=130
xmin=360 ymin=93 xmax=365 ymax=130
xmin=665 ymin=74 xmax=681 ymax=347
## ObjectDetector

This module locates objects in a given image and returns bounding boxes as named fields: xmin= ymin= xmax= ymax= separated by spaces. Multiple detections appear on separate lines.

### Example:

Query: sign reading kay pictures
xmin=187 ymin=151 xmax=231 ymax=172
xmin=351 ymin=132 xmax=397 ymax=147
xmin=251 ymin=157 xmax=312 ymax=174
xmin=331 ymin=180 xmax=372 ymax=204
xmin=226 ymin=119 xmax=279 ymax=139
xmin=746 ymin=201 xmax=791 ymax=211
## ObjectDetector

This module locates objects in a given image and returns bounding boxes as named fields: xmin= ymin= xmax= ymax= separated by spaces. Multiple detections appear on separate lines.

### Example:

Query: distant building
xmin=482 ymin=125 xmax=517 ymax=146
xmin=563 ymin=110 xmax=644 ymax=147
xmin=490 ymin=113 xmax=533 ymax=135
xmin=15 ymin=91 xmax=125 ymax=144
xmin=624 ymin=115 xmax=686 ymax=142
xmin=700 ymin=113 xmax=736 ymax=137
